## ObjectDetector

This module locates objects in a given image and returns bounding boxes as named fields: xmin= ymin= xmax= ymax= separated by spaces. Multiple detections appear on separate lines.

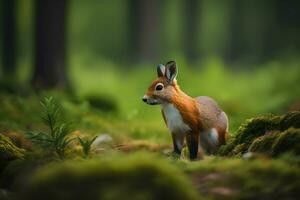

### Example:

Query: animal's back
xmin=195 ymin=96 xmax=228 ymax=133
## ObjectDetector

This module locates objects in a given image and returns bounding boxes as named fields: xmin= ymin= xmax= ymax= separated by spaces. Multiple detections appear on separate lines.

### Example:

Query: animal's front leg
xmin=172 ymin=133 xmax=184 ymax=156
xmin=186 ymin=132 xmax=199 ymax=160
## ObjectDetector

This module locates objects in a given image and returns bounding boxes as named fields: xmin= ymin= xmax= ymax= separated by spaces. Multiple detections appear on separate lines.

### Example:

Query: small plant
xmin=26 ymin=97 xmax=75 ymax=159
xmin=77 ymin=136 xmax=97 ymax=158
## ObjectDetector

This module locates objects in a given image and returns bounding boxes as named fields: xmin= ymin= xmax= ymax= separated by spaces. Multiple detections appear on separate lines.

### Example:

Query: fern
xmin=77 ymin=136 xmax=97 ymax=158
xmin=26 ymin=97 xmax=75 ymax=159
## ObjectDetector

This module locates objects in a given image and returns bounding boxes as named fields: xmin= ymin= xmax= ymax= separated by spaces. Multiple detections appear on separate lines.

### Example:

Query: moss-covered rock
xmin=272 ymin=128 xmax=300 ymax=156
xmin=0 ymin=134 xmax=25 ymax=171
xmin=248 ymin=132 xmax=278 ymax=155
xmin=218 ymin=111 xmax=300 ymax=157
xmin=18 ymin=153 xmax=199 ymax=200
xmin=278 ymin=111 xmax=300 ymax=130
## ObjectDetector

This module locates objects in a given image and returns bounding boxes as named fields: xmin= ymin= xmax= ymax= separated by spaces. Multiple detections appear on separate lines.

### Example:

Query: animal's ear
xmin=165 ymin=61 xmax=177 ymax=83
xmin=157 ymin=64 xmax=165 ymax=77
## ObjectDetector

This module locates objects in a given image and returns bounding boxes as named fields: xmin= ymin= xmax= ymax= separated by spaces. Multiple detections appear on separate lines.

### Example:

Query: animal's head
xmin=142 ymin=61 xmax=179 ymax=105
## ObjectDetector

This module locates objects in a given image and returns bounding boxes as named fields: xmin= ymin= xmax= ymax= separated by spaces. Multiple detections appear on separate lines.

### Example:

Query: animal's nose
xmin=142 ymin=97 xmax=147 ymax=102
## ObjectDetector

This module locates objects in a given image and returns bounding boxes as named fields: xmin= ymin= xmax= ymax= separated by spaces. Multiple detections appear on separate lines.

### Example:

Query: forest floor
xmin=0 ymin=92 xmax=300 ymax=200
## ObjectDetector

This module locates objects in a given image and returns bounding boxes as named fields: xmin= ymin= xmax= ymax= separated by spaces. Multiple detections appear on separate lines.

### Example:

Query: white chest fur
xmin=162 ymin=103 xmax=191 ymax=134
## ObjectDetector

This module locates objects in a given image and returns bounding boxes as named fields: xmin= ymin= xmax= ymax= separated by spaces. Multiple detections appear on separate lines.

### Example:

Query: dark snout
xmin=142 ymin=95 xmax=159 ymax=105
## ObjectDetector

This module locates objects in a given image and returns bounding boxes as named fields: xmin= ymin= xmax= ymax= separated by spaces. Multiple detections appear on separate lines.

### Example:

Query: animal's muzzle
xmin=142 ymin=95 xmax=158 ymax=105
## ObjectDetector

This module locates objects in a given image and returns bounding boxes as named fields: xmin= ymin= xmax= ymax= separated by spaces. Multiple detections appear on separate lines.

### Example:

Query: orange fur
xmin=143 ymin=62 xmax=228 ymax=159
xmin=148 ymin=79 xmax=227 ymax=144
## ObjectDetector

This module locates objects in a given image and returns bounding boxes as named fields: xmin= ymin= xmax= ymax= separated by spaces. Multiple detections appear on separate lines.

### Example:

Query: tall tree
xmin=128 ymin=0 xmax=157 ymax=61
xmin=263 ymin=0 xmax=300 ymax=58
xmin=2 ymin=0 xmax=17 ymax=79
xmin=32 ymin=0 xmax=69 ymax=89
xmin=227 ymin=0 xmax=243 ymax=61
xmin=183 ymin=0 xmax=199 ymax=60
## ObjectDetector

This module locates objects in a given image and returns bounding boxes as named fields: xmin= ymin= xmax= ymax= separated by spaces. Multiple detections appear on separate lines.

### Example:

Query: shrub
xmin=26 ymin=97 xmax=75 ymax=159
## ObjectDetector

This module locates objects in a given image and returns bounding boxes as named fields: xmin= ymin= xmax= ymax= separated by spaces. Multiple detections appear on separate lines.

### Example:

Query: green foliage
xmin=218 ymin=111 xmax=300 ymax=157
xmin=77 ymin=136 xmax=97 ymax=158
xmin=26 ymin=97 xmax=75 ymax=159
xmin=18 ymin=153 xmax=199 ymax=200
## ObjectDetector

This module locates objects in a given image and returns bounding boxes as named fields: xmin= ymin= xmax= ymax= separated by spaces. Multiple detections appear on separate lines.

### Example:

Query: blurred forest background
xmin=1 ymin=1 xmax=300 ymax=199
xmin=0 ymin=0 xmax=300 ymax=134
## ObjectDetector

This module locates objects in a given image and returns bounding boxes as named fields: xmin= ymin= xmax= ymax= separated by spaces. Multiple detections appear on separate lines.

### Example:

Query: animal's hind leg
xmin=200 ymin=128 xmax=220 ymax=155
xmin=186 ymin=133 xmax=199 ymax=160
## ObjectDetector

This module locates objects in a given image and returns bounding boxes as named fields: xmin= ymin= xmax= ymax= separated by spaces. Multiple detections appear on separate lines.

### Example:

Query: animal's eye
xmin=155 ymin=83 xmax=164 ymax=91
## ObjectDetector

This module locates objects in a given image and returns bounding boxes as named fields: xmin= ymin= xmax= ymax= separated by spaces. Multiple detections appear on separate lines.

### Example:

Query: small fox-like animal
xmin=142 ymin=61 xmax=228 ymax=160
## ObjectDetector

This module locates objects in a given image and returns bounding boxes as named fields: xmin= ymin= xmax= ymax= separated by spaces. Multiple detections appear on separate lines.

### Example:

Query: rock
xmin=91 ymin=134 xmax=113 ymax=149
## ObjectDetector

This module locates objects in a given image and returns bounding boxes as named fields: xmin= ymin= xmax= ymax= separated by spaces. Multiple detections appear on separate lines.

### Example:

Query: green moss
xmin=235 ymin=115 xmax=280 ymax=146
xmin=184 ymin=157 xmax=300 ymax=200
xmin=278 ymin=111 xmax=300 ymax=131
xmin=218 ymin=111 xmax=300 ymax=157
xmin=247 ymin=128 xmax=300 ymax=157
xmin=248 ymin=133 xmax=278 ymax=155
xmin=0 ymin=151 xmax=56 ymax=189
xmin=218 ymin=114 xmax=281 ymax=156
xmin=217 ymin=138 xmax=236 ymax=156
xmin=18 ymin=153 xmax=199 ymax=200
xmin=272 ymin=128 xmax=300 ymax=156
xmin=0 ymin=134 xmax=25 ymax=170
xmin=231 ymin=144 xmax=248 ymax=157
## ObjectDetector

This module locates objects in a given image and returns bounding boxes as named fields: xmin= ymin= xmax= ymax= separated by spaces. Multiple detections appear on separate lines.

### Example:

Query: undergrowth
xmin=26 ymin=97 xmax=75 ymax=159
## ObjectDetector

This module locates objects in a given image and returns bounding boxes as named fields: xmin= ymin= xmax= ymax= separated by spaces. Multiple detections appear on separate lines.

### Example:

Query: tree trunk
xmin=2 ymin=0 xmax=17 ymax=79
xmin=32 ymin=0 xmax=69 ymax=89
xmin=128 ymin=0 xmax=157 ymax=62
xmin=227 ymin=0 xmax=243 ymax=61
xmin=183 ymin=0 xmax=199 ymax=61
